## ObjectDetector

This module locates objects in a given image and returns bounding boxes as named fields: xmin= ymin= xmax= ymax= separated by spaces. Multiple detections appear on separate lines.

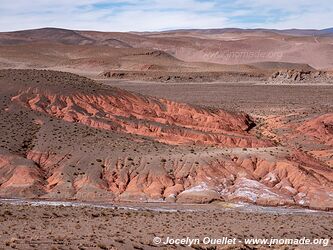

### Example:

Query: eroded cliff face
xmin=0 ymin=69 xmax=332 ymax=210
xmin=269 ymin=70 xmax=333 ymax=83
xmin=296 ymin=113 xmax=333 ymax=146
xmin=0 ymin=150 xmax=46 ymax=198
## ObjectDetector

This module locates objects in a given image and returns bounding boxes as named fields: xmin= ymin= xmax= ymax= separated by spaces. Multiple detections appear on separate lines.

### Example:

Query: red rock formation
xmin=0 ymin=70 xmax=332 ymax=210
xmin=0 ymin=150 xmax=46 ymax=197
xmin=296 ymin=113 xmax=333 ymax=146
xmin=12 ymin=87 xmax=268 ymax=148
xmin=21 ymin=147 xmax=333 ymax=210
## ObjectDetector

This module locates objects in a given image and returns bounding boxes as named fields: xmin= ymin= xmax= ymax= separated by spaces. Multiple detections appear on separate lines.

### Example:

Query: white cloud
xmin=0 ymin=0 xmax=228 ymax=31
xmin=104 ymin=10 xmax=228 ymax=31
xmin=0 ymin=0 xmax=332 ymax=31
xmin=232 ymin=0 xmax=332 ymax=12
xmin=262 ymin=11 xmax=333 ymax=30
xmin=228 ymin=0 xmax=333 ymax=29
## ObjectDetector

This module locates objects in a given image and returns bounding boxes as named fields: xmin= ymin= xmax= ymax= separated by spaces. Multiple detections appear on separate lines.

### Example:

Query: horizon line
xmin=2 ymin=26 xmax=333 ymax=33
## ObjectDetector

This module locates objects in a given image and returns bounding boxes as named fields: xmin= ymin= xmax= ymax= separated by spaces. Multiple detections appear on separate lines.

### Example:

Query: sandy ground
xmin=97 ymin=79 xmax=333 ymax=116
xmin=0 ymin=200 xmax=332 ymax=250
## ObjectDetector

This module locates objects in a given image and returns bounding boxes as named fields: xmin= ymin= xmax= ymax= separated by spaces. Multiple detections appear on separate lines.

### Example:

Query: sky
xmin=0 ymin=0 xmax=332 ymax=32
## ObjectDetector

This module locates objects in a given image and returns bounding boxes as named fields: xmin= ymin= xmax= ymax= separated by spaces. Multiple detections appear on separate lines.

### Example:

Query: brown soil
xmin=0 ymin=202 xmax=332 ymax=249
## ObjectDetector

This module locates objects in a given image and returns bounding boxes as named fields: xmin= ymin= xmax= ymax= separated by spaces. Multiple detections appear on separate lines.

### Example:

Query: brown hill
xmin=1 ymin=27 xmax=333 ymax=74
xmin=0 ymin=69 xmax=332 ymax=210
xmin=0 ymin=28 xmax=94 ymax=45
xmin=0 ymin=41 xmax=269 ymax=81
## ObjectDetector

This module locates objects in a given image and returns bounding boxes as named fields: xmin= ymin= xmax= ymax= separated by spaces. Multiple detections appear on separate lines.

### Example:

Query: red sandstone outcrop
xmin=0 ymin=149 xmax=46 ymax=197
xmin=0 ymin=69 xmax=332 ymax=210
xmin=296 ymin=113 xmax=333 ymax=146
xmin=22 ymin=147 xmax=333 ymax=209
xmin=12 ymin=86 xmax=268 ymax=148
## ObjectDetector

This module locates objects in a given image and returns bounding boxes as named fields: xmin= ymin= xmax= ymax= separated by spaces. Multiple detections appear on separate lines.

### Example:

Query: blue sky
xmin=0 ymin=0 xmax=332 ymax=31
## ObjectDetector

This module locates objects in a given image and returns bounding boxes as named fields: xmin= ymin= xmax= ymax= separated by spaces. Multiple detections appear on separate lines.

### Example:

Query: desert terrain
xmin=0 ymin=199 xmax=332 ymax=249
xmin=0 ymin=27 xmax=332 ymax=249
xmin=1 ymin=28 xmax=333 ymax=82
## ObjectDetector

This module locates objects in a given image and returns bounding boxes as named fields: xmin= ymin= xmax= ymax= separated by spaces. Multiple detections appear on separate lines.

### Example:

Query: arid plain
xmin=0 ymin=28 xmax=332 ymax=249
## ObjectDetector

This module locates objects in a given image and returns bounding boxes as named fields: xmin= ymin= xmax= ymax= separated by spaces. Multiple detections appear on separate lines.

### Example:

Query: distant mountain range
xmin=164 ymin=27 xmax=333 ymax=36
xmin=0 ymin=27 xmax=332 ymax=70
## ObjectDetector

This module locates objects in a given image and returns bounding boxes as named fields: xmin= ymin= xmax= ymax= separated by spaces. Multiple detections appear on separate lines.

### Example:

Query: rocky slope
xmin=100 ymin=70 xmax=266 ymax=82
xmin=269 ymin=70 xmax=333 ymax=83
xmin=0 ymin=69 xmax=332 ymax=210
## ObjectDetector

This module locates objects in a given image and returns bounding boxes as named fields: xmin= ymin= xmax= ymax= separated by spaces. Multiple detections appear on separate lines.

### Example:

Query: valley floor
xmin=0 ymin=200 xmax=332 ymax=250
xmin=98 ymin=79 xmax=333 ymax=116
